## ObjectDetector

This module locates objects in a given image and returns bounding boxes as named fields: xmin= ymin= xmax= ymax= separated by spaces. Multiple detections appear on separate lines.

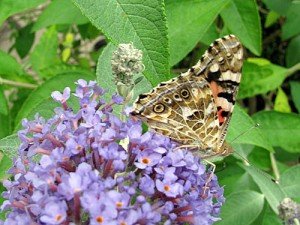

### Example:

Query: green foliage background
xmin=0 ymin=0 xmax=299 ymax=224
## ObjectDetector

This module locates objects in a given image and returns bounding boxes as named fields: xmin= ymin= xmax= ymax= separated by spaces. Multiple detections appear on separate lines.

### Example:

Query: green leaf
xmin=264 ymin=11 xmax=280 ymax=28
xmin=248 ymin=146 xmax=272 ymax=171
xmin=29 ymin=26 xmax=60 ymax=77
xmin=0 ymin=153 xmax=12 ymax=181
xmin=0 ymin=87 xmax=10 ymax=139
xmin=72 ymin=0 xmax=170 ymax=86
xmin=280 ymin=165 xmax=300 ymax=198
xmin=238 ymin=58 xmax=288 ymax=99
xmin=262 ymin=205 xmax=282 ymax=225
xmin=0 ymin=87 xmax=8 ymax=116
xmin=200 ymin=23 xmax=219 ymax=46
xmin=282 ymin=1 xmax=300 ymax=40
xmin=274 ymin=88 xmax=291 ymax=113
xmin=241 ymin=164 xmax=285 ymax=214
xmin=0 ymin=113 xmax=10 ymax=139
xmin=40 ymin=64 xmax=95 ymax=79
xmin=32 ymin=0 xmax=89 ymax=31
xmin=14 ymin=72 xmax=95 ymax=130
xmin=215 ymin=190 xmax=264 ymax=225
xmin=0 ymin=134 xmax=20 ymax=160
xmin=286 ymin=35 xmax=300 ymax=67
xmin=252 ymin=111 xmax=300 ymax=153
xmin=166 ymin=0 xmax=230 ymax=66
xmin=0 ymin=0 xmax=46 ymax=26
xmin=15 ymin=23 xmax=35 ymax=58
xmin=290 ymin=81 xmax=300 ymax=113
xmin=227 ymin=105 xmax=273 ymax=152
xmin=0 ymin=50 xmax=23 ymax=76
xmin=96 ymin=43 xmax=152 ymax=114
xmin=262 ymin=0 xmax=292 ymax=16
xmin=221 ymin=0 xmax=262 ymax=55
xmin=218 ymin=162 xmax=259 ymax=196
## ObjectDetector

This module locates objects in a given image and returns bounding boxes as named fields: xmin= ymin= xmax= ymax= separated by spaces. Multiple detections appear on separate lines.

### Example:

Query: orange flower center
xmin=116 ymin=201 xmax=123 ymax=208
xmin=96 ymin=216 xmax=104 ymax=223
xmin=55 ymin=214 xmax=62 ymax=222
xmin=142 ymin=158 xmax=150 ymax=164
xmin=164 ymin=185 xmax=170 ymax=192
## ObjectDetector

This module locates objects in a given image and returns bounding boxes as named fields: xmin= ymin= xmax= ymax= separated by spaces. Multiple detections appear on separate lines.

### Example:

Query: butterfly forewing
xmin=131 ymin=35 xmax=243 ymax=158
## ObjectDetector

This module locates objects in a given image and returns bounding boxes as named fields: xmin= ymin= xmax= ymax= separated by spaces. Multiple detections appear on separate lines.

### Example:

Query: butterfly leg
xmin=202 ymin=159 xmax=216 ymax=196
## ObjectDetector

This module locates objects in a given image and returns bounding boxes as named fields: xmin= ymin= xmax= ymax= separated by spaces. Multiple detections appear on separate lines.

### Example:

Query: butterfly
xmin=130 ymin=35 xmax=243 ymax=159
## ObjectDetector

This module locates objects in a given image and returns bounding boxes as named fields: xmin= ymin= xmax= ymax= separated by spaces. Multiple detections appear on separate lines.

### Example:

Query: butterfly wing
xmin=131 ymin=75 xmax=219 ymax=154
xmin=131 ymin=35 xmax=243 ymax=158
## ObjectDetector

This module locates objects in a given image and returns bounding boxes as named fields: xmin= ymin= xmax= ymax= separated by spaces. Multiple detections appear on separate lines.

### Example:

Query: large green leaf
xmin=216 ymin=190 xmax=264 ymax=225
xmin=262 ymin=0 xmax=292 ymax=16
xmin=290 ymin=81 xmax=300 ymax=113
xmin=282 ymin=1 xmax=300 ymax=40
xmin=14 ymin=71 xmax=95 ymax=130
xmin=0 ymin=0 xmax=46 ymax=26
xmin=0 ymin=153 xmax=12 ymax=181
xmin=0 ymin=87 xmax=10 ymax=139
xmin=29 ymin=26 xmax=60 ymax=77
xmin=218 ymin=162 xmax=259 ymax=196
xmin=227 ymin=105 xmax=273 ymax=152
xmin=274 ymin=88 xmax=291 ymax=113
xmin=252 ymin=111 xmax=300 ymax=153
xmin=96 ymin=43 xmax=152 ymax=114
xmin=241 ymin=164 xmax=285 ymax=214
xmin=221 ymin=0 xmax=261 ymax=55
xmin=286 ymin=35 xmax=300 ymax=67
xmin=165 ymin=0 xmax=230 ymax=66
xmin=72 ymin=0 xmax=170 ymax=86
xmin=15 ymin=23 xmax=35 ymax=58
xmin=280 ymin=165 xmax=300 ymax=198
xmin=32 ymin=0 xmax=89 ymax=31
xmin=262 ymin=205 xmax=282 ymax=225
xmin=0 ymin=50 xmax=23 ymax=76
xmin=0 ymin=87 xmax=8 ymax=116
xmin=0 ymin=134 xmax=20 ymax=160
xmin=238 ymin=58 xmax=288 ymax=99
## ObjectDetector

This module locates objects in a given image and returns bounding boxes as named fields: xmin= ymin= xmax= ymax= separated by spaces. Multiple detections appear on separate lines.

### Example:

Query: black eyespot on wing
xmin=174 ymin=93 xmax=181 ymax=100
xmin=180 ymin=89 xmax=190 ymax=99
xmin=153 ymin=103 xmax=165 ymax=113
xmin=163 ymin=97 xmax=172 ymax=105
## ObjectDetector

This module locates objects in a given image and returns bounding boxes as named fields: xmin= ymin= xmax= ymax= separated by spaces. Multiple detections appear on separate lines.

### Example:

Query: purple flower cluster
xmin=1 ymin=80 xmax=224 ymax=225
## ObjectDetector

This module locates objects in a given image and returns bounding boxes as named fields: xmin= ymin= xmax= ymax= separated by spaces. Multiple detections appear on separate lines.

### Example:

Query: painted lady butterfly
xmin=131 ymin=35 xmax=243 ymax=159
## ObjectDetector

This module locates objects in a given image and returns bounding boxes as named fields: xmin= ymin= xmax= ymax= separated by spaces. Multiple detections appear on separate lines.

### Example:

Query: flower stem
xmin=0 ymin=77 xmax=37 ymax=89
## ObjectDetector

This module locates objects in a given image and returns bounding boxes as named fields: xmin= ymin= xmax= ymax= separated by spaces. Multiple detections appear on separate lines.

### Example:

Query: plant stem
xmin=286 ymin=62 xmax=300 ymax=78
xmin=270 ymin=152 xmax=280 ymax=181
xmin=0 ymin=77 xmax=37 ymax=89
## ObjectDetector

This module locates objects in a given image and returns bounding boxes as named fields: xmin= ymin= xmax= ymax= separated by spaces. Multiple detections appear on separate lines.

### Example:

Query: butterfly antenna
xmin=231 ymin=123 xmax=260 ymax=144
xmin=229 ymin=123 xmax=278 ymax=183
xmin=229 ymin=123 xmax=260 ymax=165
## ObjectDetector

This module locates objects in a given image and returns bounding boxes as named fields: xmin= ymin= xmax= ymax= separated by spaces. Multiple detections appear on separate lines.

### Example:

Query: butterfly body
xmin=131 ymin=35 xmax=243 ymax=159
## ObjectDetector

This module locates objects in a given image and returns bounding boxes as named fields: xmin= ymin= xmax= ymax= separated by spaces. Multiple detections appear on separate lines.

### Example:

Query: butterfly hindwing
xmin=131 ymin=35 xmax=243 ymax=158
